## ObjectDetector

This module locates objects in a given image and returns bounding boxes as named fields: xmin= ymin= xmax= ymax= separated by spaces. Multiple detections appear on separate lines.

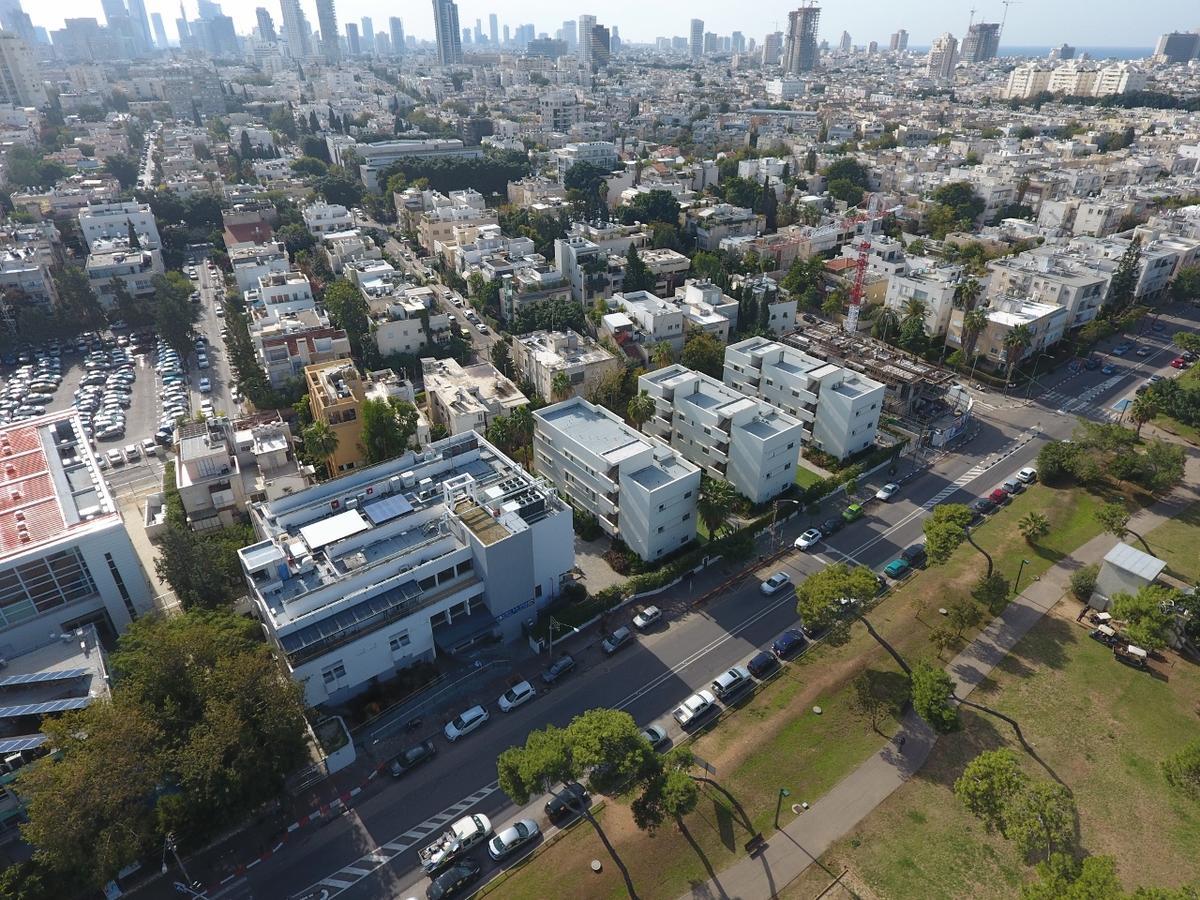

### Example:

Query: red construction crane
xmin=843 ymin=194 xmax=884 ymax=334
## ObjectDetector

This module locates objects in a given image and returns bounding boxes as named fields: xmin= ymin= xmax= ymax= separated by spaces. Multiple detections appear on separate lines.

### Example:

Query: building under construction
xmin=783 ymin=4 xmax=820 ymax=74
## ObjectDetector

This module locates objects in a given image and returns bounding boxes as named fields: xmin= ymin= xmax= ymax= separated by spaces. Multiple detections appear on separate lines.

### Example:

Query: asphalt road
xmin=192 ymin=260 xmax=236 ymax=418
xmin=145 ymin=305 xmax=1200 ymax=900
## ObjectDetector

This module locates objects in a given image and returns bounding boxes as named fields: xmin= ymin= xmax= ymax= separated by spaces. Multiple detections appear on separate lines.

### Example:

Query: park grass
xmin=1142 ymin=500 xmax=1200 ymax=583
xmin=1153 ymin=364 xmax=1200 ymax=445
xmin=812 ymin=607 xmax=1200 ymax=899
xmin=793 ymin=463 xmax=824 ymax=489
xmin=488 ymin=480 xmax=1120 ymax=900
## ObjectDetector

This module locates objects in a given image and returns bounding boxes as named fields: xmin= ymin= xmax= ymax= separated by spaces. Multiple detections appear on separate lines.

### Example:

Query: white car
xmin=198 ymin=377 xmax=212 ymax=393
xmin=760 ymin=572 xmax=792 ymax=595
xmin=794 ymin=528 xmax=822 ymax=551
xmin=672 ymin=690 xmax=716 ymax=728
xmin=487 ymin=818 xmax=540 ymax=861
xmin=633 ymin=605 xmax=662 ymax=630
xmin=443 ymin=705 xmax=489 ymax=742
xmin=640 ymin=723 xmax=669 ymax=749
xmin=106 ymin=449 xmax=125 ymax=467
xmin=711 ymin=666 xmax=752 ymax=700
xmin=498 ymin=680 xmax=536 ymax=712
xmin=1016 ymin=466 xmax=1038 ymax=484
xmin=875 ymin=482 xmax=900 ymax=501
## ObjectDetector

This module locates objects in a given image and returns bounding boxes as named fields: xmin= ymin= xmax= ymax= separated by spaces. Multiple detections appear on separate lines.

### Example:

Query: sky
xmin=32 ymin=0 xmax=1198 ymax=50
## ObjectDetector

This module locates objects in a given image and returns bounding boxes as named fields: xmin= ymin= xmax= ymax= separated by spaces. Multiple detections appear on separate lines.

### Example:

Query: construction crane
xmin=843 ymin=195 xmax=889 ymax=335
xmin=999 ymin=0 xmax=1020 ymax=40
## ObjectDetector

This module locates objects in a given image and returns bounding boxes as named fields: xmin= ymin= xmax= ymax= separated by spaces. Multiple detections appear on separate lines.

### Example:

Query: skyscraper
xmin=0 ymin=0 xmax=35 ymax=43
xmin=432 ymin=0 xmax=462 ymax=65
xmin=278 ymin=0 xmax=311 ymax=59
xmin=560 ymin=19 xmax=576 ymax=50
xmin=689 ymin=18 xmax=703 ymax=59
xmin=839 ymin=30 xmax=851 ymax=52
xmin=731 ymin=31 xmax=745 ymax=55
xmin=361 ymin=16 xmax=374 ymax=53
xmin=762 ymin=31 xmax=783 ymax=66
xmin=961 ymin=22 xmax=1000 ymax=62
xmin=782 ymin=4 xmax=820 ymax=73
xmin=314 ymin=0 xmax=338 ymax=62
xmin=126 ymin=0 xmax=153 ymax=51
xmin=255 ymin=7 xmax=276 ymax=41
xmin=489 ymin=13 xmax=498 ymax=46
xmin=578 ymin=14 xmax=595 ymax=65
xmin=389 ymin=16 xmax=404 ymax=56
xmin=589 ymin=23 xmax=609 ymax=70
xmin=473 ymin=18 xmax=483 ymax=44
xmin=502 ymin=24 xmax=509 ymax=46
xmin=1153 ymin=32 xmax=1200 ymax=64
xmin=150 ymin=11 xmax=168 ymax=47
xmin=889 ymin=29 xmax=908 ymax=51
xmin=927 ymin=32 xmax=957 ymax=78
xmin=0 ymin=31 xmax=46 ymax=106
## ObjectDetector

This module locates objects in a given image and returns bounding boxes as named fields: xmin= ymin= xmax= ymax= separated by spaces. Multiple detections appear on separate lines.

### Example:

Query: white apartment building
xmin=639 ymin=365 xmax=804 ymax=504
xmin=511 ymin=330 xmax=621 ymax=402
xmin=0 ymin=249 xmax=56 ymax=307
xmin=0 ymin=411 xmax=153 ymax=655
xmin=301 ymin=202 xmax=354 ymax=238
xmin=552 ymin=141 xmax=618 ymax=175
xmin=237 ymin=432 xmax=573 ymax=705
xmin=421 ymin=358 xmax=529 ymax=436
xmin=230 ymin=241 xmax=290 ymax=293
xmin=948 ymin=296 xmax=1067 ymax=365
xmin=0 ymin=32 xmax=48 ymax=108
xmin=724 ymin=337 xmax=886 ymax=460
xmin=246 ymin=270 xmax=315 ymax=322
xmin=534 ymin=397 xmax=700 ymax=561
xmin=609 ymin=291 xmax=686 ymax=353
xmin=840 ymin=235 xmax=909 ymax=278
xmin=253 ymin=312 xmax=353 ymax=388
xmin=78 ymin=201 xmax=161 ymax=251
xmin=174 ymin=419 xmax=247 ymax=530
xmin=554 ymin=234 xmax=610 ymax=303
xmin=884 ymin=264 xmax=962 ymax=337
xmin=688 ymin=204 xmax=764 ymax=251
xmin=324 ymin=230 xmax=383 ymax=273
xmin=85 ymin=243 xmax=163 ymax=308
xmin=986 ymin=250 xmax=1108 ymax=330
xmin=365 ymin=283 xmax=452 ymax=357
xmin=418 ymin=202 xmax=499 ymax=256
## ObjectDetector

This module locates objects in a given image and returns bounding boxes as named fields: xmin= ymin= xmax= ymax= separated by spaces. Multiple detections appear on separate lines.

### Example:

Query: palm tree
xmin=1129 ymin=394 xmax=1158 ymax=438
xmin=626 ymin=391 xmax=655 ymax=434
xmin=508 ymin=405 xmax=535 ymax=466
xmin=697 ymin=477 xmax=738 ymax=539
xmin=302 ymin=421 xmax=339 ymax=474
xmin=961 ymin=307 xmax=989 ymax=363
xmin=953 ymin=277 xmax=982 ymax=311
xmin=550 ymin=371 xmax=573 ymax=402
xmin=1002 ymin=324 xmax=1033 ymax=387
xmin=1018 ymin=511 xmax=1050 ymax=544
xmin=650 ymin=341 xmax=674 ymax=369
xmin=871 ymin=306 xmax=900 ymax=343
xmin=902 ymin=296 xmax=928 ymax=324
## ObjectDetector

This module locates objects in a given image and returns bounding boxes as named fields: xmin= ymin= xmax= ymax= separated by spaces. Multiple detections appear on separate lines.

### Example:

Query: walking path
xmin=680 ymin=451 xmax=1200 ymax=900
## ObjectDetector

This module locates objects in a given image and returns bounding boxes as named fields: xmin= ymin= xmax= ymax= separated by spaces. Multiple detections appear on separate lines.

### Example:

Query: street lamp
xmin=774 ymin=787 xmax=791 ymax=829
xmin=1015 ymin=558 xmax=1031 ymax=594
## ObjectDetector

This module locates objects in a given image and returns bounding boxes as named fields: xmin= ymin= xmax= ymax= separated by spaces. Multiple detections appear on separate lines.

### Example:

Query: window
xmin=684 ymin=490 xmax=692 ymax=499
xmin=321 ymin=662 xmax=346 ymax=685
xmin=105 ymin=553 xmax=136 ymax=622
xmin=683 ymin=513 xmax=691 ymax=521
xmin=389 ymin=631 xmax=410 ymax=654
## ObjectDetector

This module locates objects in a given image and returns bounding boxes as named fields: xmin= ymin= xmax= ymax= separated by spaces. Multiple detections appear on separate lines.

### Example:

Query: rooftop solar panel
xmin=0 ymin=668 xmax=90 ymax=688
xmin=0 ymin=696 xmax=91 ymax=718
xmin=363 ymin=494 xmax=414 ymax=526
xmin=0 ymin=734 xmax=48 ymax=754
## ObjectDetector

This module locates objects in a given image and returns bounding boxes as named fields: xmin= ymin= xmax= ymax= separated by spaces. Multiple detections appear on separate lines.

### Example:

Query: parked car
xmin=900 ymin=544 xmax=927 ymax=567
xmin=1112 ymin=343 xmax=1130 ymax=356
xmin=746 ymin=650 xmax=780 ymax=679
xmin=1016 ymin=466 xmax=1037 ymax=484
xmin=1102 ymin=364 xmax=1117 ymax=375
xmin=640 ymin=724 xmax=670 ymax=749
xmin=198 ymin=377 xmax=211 ymax=393
xmin=601 ymin=626 xmax=633 ymax=655
xmin=771 ymin=628 xmax=807 ymax=658
xmin=487 ymin=818 xmax=540 ymax=861
xmin=794 ymin=528 xmax=822 ymax=550
xmin=632 ymin=606 xmax=662 ymax=630
xmin=123 ymin=443 xmax=140 ymax=462
xmin=760 ymin=572 xmax=792 ymax=595
xmin=988 ymin=488 xmax=1008 ymax=505
xmin=672 ymin=689 xmax=716 ymax=728
xmin=842 ymin=503 xmax=865 ymax=522
xmin=711 ymin=665 xmax=752 ymax=700
xmin=106 ymin=449 xmax=125 ymax=467
xmin=390 ymin=738 xmax=437 ymax=777
xmin=1001 ymin=478 xmax=1024 ymax=495
xmin=1172 ymin=357 xmax=1190 ymax=369
xmin=1136 ymin=346 xmax=1150 ymax=357
xmin=443 ymin=705 xmax=489 ymax=742
xmin=875 ymin=482 xmax=900 ymax=501
xmin=498 ymin=680 xmax=536 ymax=712
xmin=541 ymin=654 xmax=576 ymax=685
xmin=884 ymin=558 xmax=911 ymax=579
xmin=818 ymin=516 xmax=843 ymax=536
xmin=544 ymin=781 xmax=589 ymax=823
xmin=426 ymin=859 xmax=482 ymax=898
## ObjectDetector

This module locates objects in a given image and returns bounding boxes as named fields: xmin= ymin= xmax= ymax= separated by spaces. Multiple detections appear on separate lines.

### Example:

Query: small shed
xmin=1091 ymin=543 xmax=1167 ymax=610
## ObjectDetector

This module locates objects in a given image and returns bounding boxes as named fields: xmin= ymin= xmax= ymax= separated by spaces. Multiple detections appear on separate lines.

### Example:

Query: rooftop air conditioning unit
xmin=345 ymin=497 xmax=358 ymax=509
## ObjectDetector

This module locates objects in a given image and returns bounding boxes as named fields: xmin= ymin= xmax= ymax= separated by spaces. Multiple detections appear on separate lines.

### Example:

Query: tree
xmin=795 ymin=563 xmax=911 ymax=674
xmin=1162 ymin=739 xmax=1200 ymax=801
xmin=849 ymin=671 xmax=887 ymax=733
xmin=947 ymin=597 xmax=984 ymax=640
xmin=961 ymin=306 xmax=989 ymax=363
xmin=1095 ymin=502 xmax=1150 ymax=553
xmin=1018 ymin=511 xmax=1050 ymax=544
xmin=551 ymin=371 xmax=573 ymax=402
xmin=922 ymin=503 xmax=976 ymax=566
xmin=1069 ymin=563 xmax=1099 ymax=602
xmin=302 ymin=421 xmax=339 ymax=469
xmin=930 ymin=181 xmax=986 ymax=223
xmin=360 ymin=397 xmax=419 ymax=463
xmin=1037 ymin=440 xmax=1080 ymax=484
xmin=322 ymin=278 xmax=371 ymax=359
xmin=871 ymin=305 xmax=900 ymax=343
xmin=1105 ymin=236 xmax=1142 ymax=313
xmin=822 ymin=288 xmax=844 ymax=318
xmin=1002 ymin=324 xmax=1033 ymax=385
xmin=697 ymin=476 xmax=738 ymax=538
xmin=827 ymin=178 xmax=864 ymax=205
xmin=632 ymin=750 xmax=700 ymax=832
xmin=1004 ymin=781 xmax=1076 ymax=861
xmin=507 ymin=405 xmax=535 ymax=465
xmin=626 ymin=390 xmax=655 ymax=433
xmin=1111 ymin=584 xmax=1178 ymax=651
xmin=291 ymin=156 xmax=329 ymax=177
xmin=52 ymin=265 xmax=106 ymax=334
xmin=822 ymin=157 xmax=870 ymax=191
xmin=1171 ymin=266 xmax=1200 ymax=304
xmin=1021 ymin=854 xmax=1125 ymax=900
xmin=909 ymin=658 xmax=958 ymax=732
xmin=315 ymin=169 xmax=365 ymax=208
xmin=1138 ymin=438 xmax=1186 ymax=494
xmin=1129 ymin=394 xmax=1158 ymax=437
xmin=152 ymin=272 xmax=200 ymax=356
xmin=955 ymin=749 xmax=1027 ymax=833
xmin=972 ymin=573 xmax=1012 ymax=615
xmin=103 ymin=153 xmax=139 ymax=189
xmin=622 ymin=244 xmax=656 ymax=293
xmin=650 ymin=341 xmax=674 ymax=369
xmin=953 ymin=277 xmax=983 ymax=311
xmin=489 ymin=340 xmax=512 ymax=377
xmin=680 ymin=331 xmax=725 ymax=378
xmin=154 ymin=522 xmax=251 ymax=609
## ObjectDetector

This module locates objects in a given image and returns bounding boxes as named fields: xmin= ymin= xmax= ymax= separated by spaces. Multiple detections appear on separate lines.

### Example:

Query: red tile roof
xmin=0 ymin=423 xmax=64 ymax=555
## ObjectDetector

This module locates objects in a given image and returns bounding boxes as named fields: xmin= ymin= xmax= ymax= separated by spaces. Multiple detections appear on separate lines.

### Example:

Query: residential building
xmin=782 ymin=5 xmax=820 ymax=74
xmin=432 ymin=0 xmax=463 ymax=64
xmin=610 ymin=291 xmax=686 ymax=353
xmin=78 ymin=201 xmax=160 ymax=251
xmin=0 ymin=249 xmax=56 ymax=308
xmin=0 ymin=32 xmax=46 ymax=107
xmin=947 ymin=296 xmax=1067 ymax=366
xmin=421 ymin=357 xmax=528 ymax=436
xmin=960 ymin=22 xmax=1000 ymax=62
xmin=173 ymin=418 xmax=249 ymax=530
xmin=724 ymin=337 xmax=886 ymax=460
xmin=364 ymin=369 xmax=430 ymax=447
xmin=689 ymin=204 xmax=763 ymax=251
xmin=237 ymin=432 xmax=573 ymax=705
xmin=305 ymin=361 xmax=367 ymax=477
xmin=1152 ymin=31 xmax=1200 ymax=64
xmin=927 ymin=32 xmax=957 ymax=78
xmin=253 ymin=313 xmax=352 ymax=388
xmin=301 ymin=202 xmax=354 ymax=239
xmin=552 ymin=141 xmax=618 ymax=176
xmin=884 ymin=264 xmax=962 ymax=337
xmin=689 ymin=18 xmax=702 ymax=60
xmin=675 ymin=280 xmax=739 ymax=343
xmin=85 ymin=242 xmax=162 ymax=308
xmin=986 ymin=249 xmax=1108 ymax=330
xmin=230 ymin=241 xmax=289 ymax=293
xmin=639 ymin=365 xmax=804 ymax=504
xmin=534 ymin=397 xmax=699 ymax=561
xmin=510 ymin=330 xmax=621 ymax=402
xmin=0 ymin=411 xmax=153 ymax=654
xmin=365 ymin=283 xmax=451 ymax=357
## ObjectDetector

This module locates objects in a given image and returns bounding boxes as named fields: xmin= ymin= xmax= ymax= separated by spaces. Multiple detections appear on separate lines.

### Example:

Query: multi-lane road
xmin=142 ymin=303 xmax=1198 ymax=900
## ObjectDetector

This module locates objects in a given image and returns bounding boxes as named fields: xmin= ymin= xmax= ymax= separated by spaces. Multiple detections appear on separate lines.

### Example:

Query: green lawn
xmin=812 ymin=609 xmax=1200 ymax=898
xmin=793 ymin=463 xmax=824 ymax=489
xmin=488 ymin=481 xmax=1120 ymax=900
xmin=1153 ymin=363 xmax=1200 ymax=445
xmin=1142 ymin=500 xmax=1200 ymax=583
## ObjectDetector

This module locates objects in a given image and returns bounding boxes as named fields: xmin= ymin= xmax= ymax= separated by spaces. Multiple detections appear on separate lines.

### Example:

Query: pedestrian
xmin=895 ymin=734 xmax=906 ymax=752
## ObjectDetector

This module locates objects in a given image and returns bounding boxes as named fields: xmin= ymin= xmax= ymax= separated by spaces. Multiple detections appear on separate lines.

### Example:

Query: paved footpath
xmin=681 ymin=448 xmax=1200 ymax=900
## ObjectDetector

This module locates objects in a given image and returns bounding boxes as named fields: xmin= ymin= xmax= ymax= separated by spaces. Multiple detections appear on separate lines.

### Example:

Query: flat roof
xmin=1103 ymin=542 xmax=1165 ymax=582
xmin=300 ymin=509 xmax=370 ymax=551
xmin=539 ymin=402 xmax=647 ymax=465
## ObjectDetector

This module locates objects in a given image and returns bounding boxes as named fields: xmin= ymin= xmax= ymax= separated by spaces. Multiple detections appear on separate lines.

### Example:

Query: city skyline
xmin=23 ymin=0 xmax=1198 ymax=49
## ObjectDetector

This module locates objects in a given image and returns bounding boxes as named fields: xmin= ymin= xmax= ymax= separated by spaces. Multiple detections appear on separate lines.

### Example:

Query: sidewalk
xmin=679 ymin=452 xmax=1200 ymax=900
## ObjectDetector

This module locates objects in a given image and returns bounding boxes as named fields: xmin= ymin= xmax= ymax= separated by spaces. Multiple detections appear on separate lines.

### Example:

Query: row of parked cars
xmin=156 ymin=339 xmax=197 ymax=444
xmin=0 ymin=355 xmax=60 ymax=426
xmin=970 ymin=465 xmax=1038 ymax=518
xmin=74 ymin=346 xmax=137 ymax=443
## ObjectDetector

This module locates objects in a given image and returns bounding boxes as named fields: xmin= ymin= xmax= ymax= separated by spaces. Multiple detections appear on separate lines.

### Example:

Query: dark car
xmin=426 ymin=860 xmax=482 ymax=900
xmin=820 ymin=516 xmax=844 ymax=535
xmin=900 ymin=544 xmax=927 ymax=567
xmin=544 ymin=781 xmax=590 ymax=823
xmin=802 ymin=313 xmax=818 ymax=324
xmin=746 ymin=650 xmax=780 ymax=679
xmin=971 ymin=497 xmax=996 ymax=517
xmin=390 ymin=738 xmax=437 ymax=777
xmin=772 ymin=628 xmax=808 ymax=659
xmin=541 ymin=654 xmax=576 ymax=685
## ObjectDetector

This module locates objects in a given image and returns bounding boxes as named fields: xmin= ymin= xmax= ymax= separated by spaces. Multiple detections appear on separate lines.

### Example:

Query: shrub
xmin=1069 ymin=563 xmax=1099 ymax=602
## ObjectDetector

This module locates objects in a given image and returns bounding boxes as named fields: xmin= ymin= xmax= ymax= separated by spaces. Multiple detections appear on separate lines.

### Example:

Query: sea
xmin=907 ymin=46 xmax=1153 ymax=60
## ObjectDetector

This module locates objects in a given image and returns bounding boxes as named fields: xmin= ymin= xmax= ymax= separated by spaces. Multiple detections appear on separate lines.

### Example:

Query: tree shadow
xmin=1006 ymin=615 xmax=1073 ymax=672
xmin=679 ymin=820 xmax=729 ymax=900
xmin=957 ymin=696 xmax=1065 ymax=786
xmin=908 ymin=708 xmax=1008 ymax=788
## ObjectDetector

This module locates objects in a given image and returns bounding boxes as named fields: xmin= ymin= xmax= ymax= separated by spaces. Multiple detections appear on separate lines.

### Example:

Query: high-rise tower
xmin=689 ymin=18 xmax=703 ymax=59
xmin=782 ymin=4 xmax=820 ymax=73
xmin=432 ymin=0 xmax=462 ymax=65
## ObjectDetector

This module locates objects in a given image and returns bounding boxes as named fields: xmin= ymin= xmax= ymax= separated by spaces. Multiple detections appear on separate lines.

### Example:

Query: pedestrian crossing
xmin=921 ymin=460 xmax=992 ymax=510
xmin=1039 ymin=375 xmax=1124 ymax=421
